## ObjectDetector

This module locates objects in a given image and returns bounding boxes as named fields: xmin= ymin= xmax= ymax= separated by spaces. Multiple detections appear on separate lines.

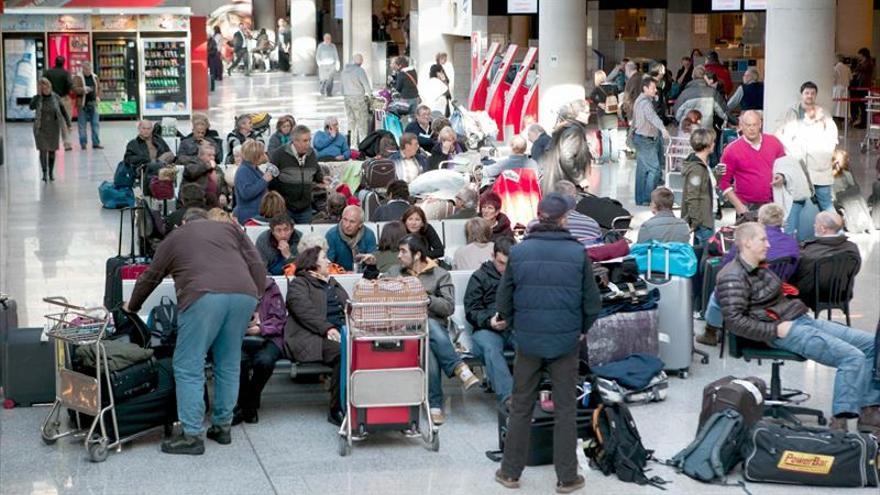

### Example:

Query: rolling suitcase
xmin=104 ymin=207 xmax=150 ymax=311
xmin=347 ymin=338 xmax=422 ymax=432
xmin=2 ymin=327 xmax=56 ymax=406
xmin=698 ymin=375 xmax=766 ymax=431
xmin=0 ymin=294 xmax=18 ymax=386
xmin=584 ymin=309 xmax=659 ymax=367
xmin=645 ymin=246 xmax=695 ymax=376
xmin=495 ymin=400 xmax=595 ymax=466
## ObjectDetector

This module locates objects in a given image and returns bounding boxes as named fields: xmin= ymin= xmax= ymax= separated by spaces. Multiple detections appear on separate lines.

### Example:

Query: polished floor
xmin=0 ymin=72 xmax=879 ymax=495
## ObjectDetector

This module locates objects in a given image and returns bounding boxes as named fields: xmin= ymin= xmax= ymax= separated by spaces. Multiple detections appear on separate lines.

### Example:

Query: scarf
xmin=337 ymin=224 xmax=365 ymax=258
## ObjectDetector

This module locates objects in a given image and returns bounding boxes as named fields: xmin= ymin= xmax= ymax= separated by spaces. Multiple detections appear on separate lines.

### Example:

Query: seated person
xmin=402 ymin=206 xmax=444 ymax=260
xmin=790 ymin=211 xmax=862 ymax=307
xmin=325 ymin=205 xmax=377 ymax=271
xmin=244 ymin=191 xmax=287 ymax=226
xmin=373 ymin=180 xmax=411 ymax=221
xmin=404 ymin=105 xmax=435 ymax=152
xmin=555 ymin=180 xmax=602 ymax=246
xmin=233 ymin=139 xmax=273 ymax=225
xmin=234 ymin=277 xmax=286 ymax=425
xmin=166 ymin=183 xmax=207 ymax=232
xmin=377 ymin=134 xmax=399 ymax=159
xmin=283 ymin=246 xmax=349 ymax=426
xmin=389 ymin=133 xmax=428 ymax=183
xmin=480 ymin=191 xmax=514 ymax=242
xmin=256 ymin=214 xmax=303 ymax=275
xmin=464 ymin=238 xmax=514 ymax=407
xmin=453 ymin=217 xmax=494 ymax=270
xmin=449 ymin=187 xmax=479 ymax=219
xmin=482 ymin=135 xmax=538 ymax=181
xmin=180 ymin=143 xmax=230 ymax=209
xmin=526 ymin=124 xmax=551 ymax=164
xmin=716 ymin=222 xmax=879 ymax=433
xmin=722 ymin=203 xmax=800 ymax=272
xmin=124 ymin=120 xmax=172 ymax=169
xmin=386 ymin=235 xmax=479 ymax=425
xmin=313 ymin=117 xmax=351 ymax=161
xmin=226 ymin=114 xmax=254 ymax=164
xmin=374 ymin=221 xmax=406 ymax=273
xmin=427 ymin=126 xmax=464 ymax=171
xmin=268 ymin=115 xmax=296 ymax=155
xmin=636 ymin=187 xmax=691 ymax=244
xmin=178 ymin=113 xmax=222 ymax=159
xmin=312 ymin=192 xmax=347 ymax=224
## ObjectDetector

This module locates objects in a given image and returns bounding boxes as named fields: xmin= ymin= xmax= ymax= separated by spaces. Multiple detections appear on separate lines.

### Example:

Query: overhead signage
xmin=507 ymin=0 xmax=537 ymax=14
xmin=711 ymin=0 xmax=740 ymax=11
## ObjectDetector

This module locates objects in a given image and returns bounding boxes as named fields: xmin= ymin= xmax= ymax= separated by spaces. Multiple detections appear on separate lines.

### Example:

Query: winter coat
xmin=257 ymin=277 xmax=288 ymax=352
xmin=496 ymin=225 xmax=601 ymax=359
xmin=256 ymin=228 xmax=303 ymax=276
xmin=715 ymin=256 xmax=810 ymax=343
xmin=179 ymin=155 xmax=229 ymax=207
xmin=790 ymin=235 xmax=861 ymax=306
xmin=491 ymin=213 xmax=514 ymax=243
xmin=313 ymin=130 xmax=351 ymax=160
xmin=464 ymin=260 xmax=503 ymax=332
xmin=178 ymin=130 xmax=223 ymax=159
xmin=267 ymin=131 xmax=291 ymax=155
xmin=386 ymin=259 xmax=454 ymax=323
xmin=393 ymin=67 xmax=420 ymax=99
xmin=284 ymin=272 xmax=349 ymax=363
xmin=29 ymin=93 xmax=70 ymax=151
xmin=772 ymin=155 xmax=814 ymax=219
xmin=325 ymin=224 xmax=377 ymax=271
xmin=124 ymin=133 xmax=171 ymax=167
xmin=72 ymin=73 xmax=101 ymax=108
xmin=269 ymin=145 xmax=323 ymax=213
xmin=776 ymin=104 xmax=838 ymax=186
xmin=233 ymin=161 xmax=269 ymax=224
xmin=672 ymin=80 xmax=730 ymax=129
xmin=680 ymin=153 xmax=716 ymax=230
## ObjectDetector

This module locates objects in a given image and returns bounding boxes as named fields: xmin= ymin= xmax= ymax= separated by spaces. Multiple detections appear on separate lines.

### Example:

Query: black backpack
xmin=147 ymin=296 xmax=178 ymax=347
xmin=585 ymin=403 xmax=667 ymax=489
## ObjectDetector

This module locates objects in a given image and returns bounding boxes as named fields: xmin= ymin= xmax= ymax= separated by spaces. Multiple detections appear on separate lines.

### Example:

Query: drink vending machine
xmin=3 ymin=36 xmax=45 ymax=121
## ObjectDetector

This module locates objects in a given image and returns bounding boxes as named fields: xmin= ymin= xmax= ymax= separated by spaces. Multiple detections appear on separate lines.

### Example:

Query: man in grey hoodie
xmin=315 ymin=33 xmax=340 ymax=96
xmin=341 ymin=53 xmax=372 ymax=147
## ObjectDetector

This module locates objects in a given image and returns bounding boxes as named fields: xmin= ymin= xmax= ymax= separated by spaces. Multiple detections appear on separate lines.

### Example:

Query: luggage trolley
xmin=859 ymin=92 xmax=879 ymax=154
xmin=665 ymin=135 xmax=692 ymax=207
xmin=338 ymin=297 xmax=438 ymax=456
xmin=38 ymin=297 xmax=153 ymax=462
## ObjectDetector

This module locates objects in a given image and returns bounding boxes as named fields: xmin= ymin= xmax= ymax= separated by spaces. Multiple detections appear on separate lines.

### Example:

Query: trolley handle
xmin=43 ymin=296 xmax=104 ymax=313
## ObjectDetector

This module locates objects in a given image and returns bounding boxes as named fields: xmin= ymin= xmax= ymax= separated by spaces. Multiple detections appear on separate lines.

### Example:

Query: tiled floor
xmin=1 ymin=72 xmax=879 ymax=494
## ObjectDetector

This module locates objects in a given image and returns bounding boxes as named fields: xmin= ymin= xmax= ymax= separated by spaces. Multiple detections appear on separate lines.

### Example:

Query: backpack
xmin=668 ymin=409 xmax=748 ymax=484
xmin=361 ymin=158 xmax=396 ymax=190
xmin=147 ymin=296 xmax=178 ymax=347
xmin=584 ymin=403 xmax=667 ymax=489
xmin=357 ymin=188 xmax=384 ymax=221
xmin=113 ymin=161 xmax=136 ymax=188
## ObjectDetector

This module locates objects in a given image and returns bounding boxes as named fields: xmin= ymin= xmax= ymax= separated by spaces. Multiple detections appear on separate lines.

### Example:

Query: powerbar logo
xmin=777 ymin=451 xmax=835 ymax=474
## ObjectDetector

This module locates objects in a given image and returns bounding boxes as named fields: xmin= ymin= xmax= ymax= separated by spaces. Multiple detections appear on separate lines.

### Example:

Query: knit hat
xmin=537 ymin=192 xmax=575 ymax=222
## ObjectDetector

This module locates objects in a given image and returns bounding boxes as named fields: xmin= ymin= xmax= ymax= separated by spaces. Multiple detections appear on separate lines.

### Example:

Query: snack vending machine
xmin=93 ymin=36 xmax=139 ymax=119
xmin=139 ymin=38 xmax=191 ymax=117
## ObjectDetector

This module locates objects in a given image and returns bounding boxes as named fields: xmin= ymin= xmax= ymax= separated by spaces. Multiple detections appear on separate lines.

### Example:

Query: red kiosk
xmin=502 ymin=47 xmax=537 ymax=138
xmin=468 ymin=42 xmax=499 ymax=112
xmin=485 ymin=44 xmax=517 ymax=141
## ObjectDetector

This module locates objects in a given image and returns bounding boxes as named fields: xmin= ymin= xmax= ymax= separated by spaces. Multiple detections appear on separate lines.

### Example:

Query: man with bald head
xmin=790 ymin=211 xmax=861 ymax=305
xmin=716 ymin=221 xmax=878 ymax=433
xmin=124 ymin=119 xmax=172 ymax=168
xmin=718 ymin=110 xmax=786 ymax=216
xmin=483 ymin=135 xmax=538 ymax=181
xmin=341 ymin=53 xmax=372 ymax=146
xmin=325 ymin=205 xmax=377 ymax=271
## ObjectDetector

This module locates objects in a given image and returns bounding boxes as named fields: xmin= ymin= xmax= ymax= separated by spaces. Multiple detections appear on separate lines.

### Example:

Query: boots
xmin=40 ymin=163 xmax=47 ymax=182
xmin=829 ymin=416 xmax=849 ymax=432
xmin=696 ymin=324 xmax=720 ymax=346
xmin=857 ymin=406 xmax=880 ymax=435
xmin=48 ymin=154 xmax=55 ymax=181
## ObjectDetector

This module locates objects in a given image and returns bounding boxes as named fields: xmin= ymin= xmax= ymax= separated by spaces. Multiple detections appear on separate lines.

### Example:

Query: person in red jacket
xmin=704 ymin=51 xmax=733 ymax=97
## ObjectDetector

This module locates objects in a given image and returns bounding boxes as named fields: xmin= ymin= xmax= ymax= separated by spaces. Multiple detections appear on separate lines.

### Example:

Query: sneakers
xmin=206 ymin=425 xmax=232 ymax=445
xmin=858 ymin=406 xmax=880 ymax=435
xmin=161 ymin=433 xmax=205 ymax=455
xmin=696 ymin=324 xmax=720 ymax=346
xmin=556 ymin=475 xmax=585 ymax=494
xmin=454 ymin=363 xmax=480 ymax=390
xmin=430 ymin=408 xmax=445 ymax=425
xmin=494 ymin=469 xmax=520 ymax=489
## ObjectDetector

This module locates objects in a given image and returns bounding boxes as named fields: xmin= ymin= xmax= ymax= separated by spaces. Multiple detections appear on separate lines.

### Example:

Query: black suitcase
xmin=75 ymin=357 xmax=159 ymax=403
xmin=104 ymin=207 xmax=150 ymax=312
xmin=70 ymin=358 xmax=176 ymax=442
xmin=496 ymin=400 xmax=595 ymax=466
xmin=576 ymin=193 xmax=631 ymax=231
xmin=0 ymin=294 xmax=19 ymax=386
xmin=698 ymin=375 xmax=766 ymax=431
xmin=2 ymin=327 xmax=56 ymax=406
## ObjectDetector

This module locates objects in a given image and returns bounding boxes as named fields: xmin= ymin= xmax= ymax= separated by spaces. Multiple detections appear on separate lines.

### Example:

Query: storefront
xmin=1 ymin=8 xmax=193 ymax=122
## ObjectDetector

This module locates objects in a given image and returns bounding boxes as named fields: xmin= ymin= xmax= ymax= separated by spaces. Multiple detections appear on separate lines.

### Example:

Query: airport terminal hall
xmin=2 ymin=0 xmax=880 ymax=493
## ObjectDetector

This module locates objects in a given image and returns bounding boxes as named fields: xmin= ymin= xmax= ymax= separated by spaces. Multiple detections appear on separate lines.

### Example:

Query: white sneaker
xmin=430 ymin=408 xmax=445 ymax=425
xmin=456 ymin=364 xmax=480 ymax=390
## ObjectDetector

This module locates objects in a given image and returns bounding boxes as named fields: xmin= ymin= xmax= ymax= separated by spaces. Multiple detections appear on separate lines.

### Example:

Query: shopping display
xmin=141 ymin=39 xmax=190 ymax=116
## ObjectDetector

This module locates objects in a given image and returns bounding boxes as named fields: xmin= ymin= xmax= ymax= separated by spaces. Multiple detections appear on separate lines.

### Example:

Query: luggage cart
xmin=38 ymin=297 xmax=154 ymax=462
xmin=859 ymin=93 xmax=879 ymax=154
xmin=338 ymin=298 xmax=437 ymax=456
xmin=665 ymin=136 xmax=692 ymax=207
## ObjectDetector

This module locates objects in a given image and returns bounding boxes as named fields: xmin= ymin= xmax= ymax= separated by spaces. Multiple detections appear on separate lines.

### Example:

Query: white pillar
xmin=412 ymin=0 xmax=453 ymax=83
xmin=835 ymin=0 xmax=873 ymax=56
xmin=586 ymin=1 xmax=600 ymax=76
xmin=290 ymin=0 xmax=317 ymax=76
xmin=343 ymin=0 xmax=372 ymax=74
xmin=538 ymin=0 xmax=586 ymax=128
xmin=764 ymin=0 xmax=835 ymax=132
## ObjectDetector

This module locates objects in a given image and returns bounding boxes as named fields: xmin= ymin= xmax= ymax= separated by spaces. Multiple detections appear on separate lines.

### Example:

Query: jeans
xmin=501 ymin=349 xmax=579 ymax=484
xmin=174 ymin=293 xmax=258 ymax=436
xmin=427 ymin=318 xmax=464 ymax=409
xmin=772 ymin=315 xmax=880 ymax=416
xmin=289 ymin=208 xmax=313 ymax=225
xmin=471 ymin=329 xmax=514 ymax=406
xmin=599 ymin=128 xmax=615 ymax=162
xmin=785 ymin=200 xmax=807 ymax=238
xmin=633 ymin=134 xmax=664 ymax=205
xmin=237 ymin=339 xmax=282 ymax=412
xmin=77 ymin=104 xmax=100 ymax=147
xmin=705 ymin=293 xmax=722 ymax=328
xmin=229 ymin=49 xmax=250 ymax=75
xmin=813 ymin=185 xmax=834 ymax=212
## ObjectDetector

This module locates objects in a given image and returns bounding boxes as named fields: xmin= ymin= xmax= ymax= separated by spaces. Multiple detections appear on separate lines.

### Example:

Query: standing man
xmin=269 ymin=125 xmax=324 ymax=224
xmin=43 ymin=56 xmax=74 ymax=151
xmin=632 ymin=77 xmax=670 ymax=206
xmin=316 ymin=33 xmax=340 ymax=97
xmin=340 ymin=53 xmax=372 ymax=147
xmin=776 ymin=81 xmax=838 ymax=212
xmin=494 ymin=193 xmax=601 ymax=494
xmin=719 ymin=110 xmax=786 ymax=216
xmin=228 ymin=23 xmax=250 ymax=76
xmin=124 ymin=208 xmax=266 ymax=454
xmin=72 ymin=62 xmax=102 ymax=150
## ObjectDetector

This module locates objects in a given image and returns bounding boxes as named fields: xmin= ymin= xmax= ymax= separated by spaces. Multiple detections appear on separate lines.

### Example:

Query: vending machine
xmin=47 ymin=33 xmax=91 ymax=75
xmin=139 ymin=37 xmax=191 ymax=117
xmin=93 ymin=35 xmax=139 ymax=119
xmin=3 ymin=35 xmax=45 ymax=121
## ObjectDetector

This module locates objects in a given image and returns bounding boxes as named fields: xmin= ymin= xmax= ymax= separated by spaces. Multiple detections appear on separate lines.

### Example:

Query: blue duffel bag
xmin=630 ymin=240 xmax=697 ymax=278
xmin=113 ymin=161 xmax=136 ymax=188
xmin=99 ymin=181 xmax=135 ymax=209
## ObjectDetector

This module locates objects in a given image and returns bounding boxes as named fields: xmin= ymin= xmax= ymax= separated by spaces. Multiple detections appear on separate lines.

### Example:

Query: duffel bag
xmin=630 ymin=241 xmax=698 ymax=278
xmin=595 ymin=371 xmax=668 ymax=405
xmin=743 ymin=421 xmax=879 ymax=487
xmin=99 ymin=181 xmax=135 ymax=209
xmin=351 ymin=276 xmax=428 ymax=328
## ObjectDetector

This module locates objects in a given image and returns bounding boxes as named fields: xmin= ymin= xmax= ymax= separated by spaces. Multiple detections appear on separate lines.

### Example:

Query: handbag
xmin=149 ymin=177 xmax=175 ymax=200
xmin=630 ymin=241 xmax=698 ymax=278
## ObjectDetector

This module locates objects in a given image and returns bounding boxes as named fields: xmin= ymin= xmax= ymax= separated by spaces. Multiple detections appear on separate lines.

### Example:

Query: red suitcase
xmin=348 ymin=338 xmax=422 ymax=431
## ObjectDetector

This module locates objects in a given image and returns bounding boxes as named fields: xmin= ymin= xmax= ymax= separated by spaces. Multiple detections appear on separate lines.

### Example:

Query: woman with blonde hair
xmin=452 ymin=217 xmax=494 ymax=270
xmin=30 ymin=77 xmax=70 ymax=182
xmin=234 ymin=139 xmax=273 ymax=224
xmin=427 ymin=126 xmax=463 ymax=171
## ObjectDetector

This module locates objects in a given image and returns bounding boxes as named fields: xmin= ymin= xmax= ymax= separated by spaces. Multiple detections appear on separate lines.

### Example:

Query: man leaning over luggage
xmin=125 ymin=208 xmax=267 ymax=455
xmin=715 ymin=221 xmax=880 ymax=434
xmin=494 ymin=193 xmax=601 ymax=494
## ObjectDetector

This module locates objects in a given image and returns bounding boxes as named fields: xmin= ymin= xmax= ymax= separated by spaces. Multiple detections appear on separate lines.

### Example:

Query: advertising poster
xmin=5 ymin=38 xmax=39 ymax=120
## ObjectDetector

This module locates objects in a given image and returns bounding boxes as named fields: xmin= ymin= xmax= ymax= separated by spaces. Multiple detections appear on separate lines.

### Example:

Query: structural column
xmin=290 ymin=0 xmax=317 ymax=75
xmin=343 ymin=0 xmax=372 ymax=73
xmin=666 ymin=0 xmax=693 ymax=69
xmin=537 ymin=0 xmax=586 ymax=128
xmin=764 ymin=0 xmax=835 ymax=132
xmin=412 ymin=0 xmax=453 ymax=82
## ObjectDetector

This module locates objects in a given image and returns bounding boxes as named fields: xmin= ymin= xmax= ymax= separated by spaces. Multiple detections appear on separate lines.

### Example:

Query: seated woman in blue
xmin=233 ymin=139 xmax=273 ymax=224
xmin=255 ymin=214 xmax=303 ymax=275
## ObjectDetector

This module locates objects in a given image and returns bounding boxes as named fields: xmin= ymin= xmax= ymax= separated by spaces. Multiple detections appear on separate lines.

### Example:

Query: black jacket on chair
xmin=464 ymin=260 xmax=502 ymax=332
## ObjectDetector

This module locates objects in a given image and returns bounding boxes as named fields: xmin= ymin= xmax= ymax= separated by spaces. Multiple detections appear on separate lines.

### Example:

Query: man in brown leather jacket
xmin=716 ymin=222 xmax=880 ymax=433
